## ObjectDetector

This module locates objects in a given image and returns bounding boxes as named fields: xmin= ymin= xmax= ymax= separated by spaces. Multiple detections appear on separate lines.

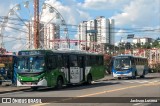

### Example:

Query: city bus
xmin=0 ymin=54 xmax=17 ymax=85
xmin=111 ymin=55 xmax=149 ymax=79
xmin=16 ymin=49 xmax=105 ymax=90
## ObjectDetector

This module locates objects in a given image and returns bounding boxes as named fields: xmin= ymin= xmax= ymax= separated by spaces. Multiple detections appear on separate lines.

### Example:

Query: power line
xmin=1 ymin=16 xmax=159 ymax=32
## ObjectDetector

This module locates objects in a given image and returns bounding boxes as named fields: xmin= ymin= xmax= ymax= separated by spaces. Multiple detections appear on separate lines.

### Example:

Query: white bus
xmin=111 ymin=55 xmax=149 ymax=79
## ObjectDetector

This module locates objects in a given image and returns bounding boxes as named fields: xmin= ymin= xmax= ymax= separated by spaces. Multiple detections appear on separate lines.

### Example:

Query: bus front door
xmin=61 ymin=55 xmax=69 ymax=83
xmin=78 ymin=56 xmax=85 ymax=82
xmin=69 ymin=55 xmax=81 ymax=84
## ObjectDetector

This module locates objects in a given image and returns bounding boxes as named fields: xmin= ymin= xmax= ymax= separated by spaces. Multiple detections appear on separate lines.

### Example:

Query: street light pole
xmin=119 ymin=36 xmax=124 ymax=54
xmin=34 ymin=0 xmax=40 ymax=49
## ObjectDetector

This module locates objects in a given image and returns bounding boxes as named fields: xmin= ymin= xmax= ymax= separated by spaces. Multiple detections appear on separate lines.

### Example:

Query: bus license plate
xmin=26 ymin=82 xmax=32 ymax=85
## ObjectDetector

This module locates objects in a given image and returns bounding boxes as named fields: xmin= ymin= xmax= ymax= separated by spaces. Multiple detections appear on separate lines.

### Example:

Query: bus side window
xmin=70 ymin=55 xmax=78 ymax=67
xmin=52 ymin=55 xmax=57 ymax=69
xmin=85 ymin=56 xmax=88 ymax=66
xmin=91 ymin=56 xmax=96 ymax=66
xmin=47 ymin=55 xmax=56 ymax=70
xmin=47 ymin=55 xmax=52 ymax=69
xmin=63 ymin=55 xmax=69 ymax=67
xmin=89 ymin=56 xmax=92 ymax=66
xmin=142 ymin=59 xmax=144 ymax=65
xmin=57 ymin=55 xmax=63 ymax=68
xmin=85 ymin=55 xmax=92 ymax=66
xmin=134 ymin=58 xmax=137 ymax=65
xmin=96 ymin=56 xmax=103 ymax=65
xmin=131 ymin=58 xmax=135 ymax=66
xmin=137 ymin=59 xmax=139 ymax=65
xmin=78 ymin=56 xmax=84 ymax=67
xmin=139 ymin=59 xmax=141 ymax=65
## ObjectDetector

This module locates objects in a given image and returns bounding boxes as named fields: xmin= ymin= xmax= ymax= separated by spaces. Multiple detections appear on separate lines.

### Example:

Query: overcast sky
xmin=0 ymin=0 xmax=160 ymax=51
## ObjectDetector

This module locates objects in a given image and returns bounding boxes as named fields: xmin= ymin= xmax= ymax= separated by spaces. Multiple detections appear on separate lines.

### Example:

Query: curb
xmin=0 ymin=87 xmax=30 ymax=94
xmin=102 ymin=78 xmax=116 ymax=81
xmin=94 ymin=75 xmax=115 ymax=82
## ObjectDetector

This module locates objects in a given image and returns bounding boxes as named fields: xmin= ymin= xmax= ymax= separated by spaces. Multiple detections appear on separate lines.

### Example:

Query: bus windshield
xmin=114 ymin=58 xmax=131 ymax=69
xmin=17 ymin=56 xmax=45 ymax=73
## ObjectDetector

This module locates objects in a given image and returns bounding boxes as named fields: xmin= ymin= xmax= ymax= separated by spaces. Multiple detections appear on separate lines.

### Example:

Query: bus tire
xmin=86 ymin=74 xmax=92 ymax=85
xmin=0 ymin=78 xmax=2 ymax=85
xmin=140 ymin=71 xmax=145 ymax=78
xmin=118 ymin=77 xmax=121 ymax=80
xmin=140 ymin=75 xmax=145 ymax=78
xmin=56 ymin=77 xmax=63 ymax=89
xmin=132 ymin=71 xmax=137 ymax=79
xmin=0 ymin=81 xmax=2 ymax=85
xmin=31 ymin=87 xmax=38 ymax=91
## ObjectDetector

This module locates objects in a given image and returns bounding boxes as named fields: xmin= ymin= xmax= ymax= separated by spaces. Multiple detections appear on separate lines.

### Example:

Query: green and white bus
xmin=16 ymin=49 xmax=105 ymax=90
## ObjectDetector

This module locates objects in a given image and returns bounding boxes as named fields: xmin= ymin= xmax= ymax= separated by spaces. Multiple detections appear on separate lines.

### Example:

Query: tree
xmin=152 ymin=40 xmax=160 ymax=48
xmin=136 ymin=43 xmax=141 ymax=48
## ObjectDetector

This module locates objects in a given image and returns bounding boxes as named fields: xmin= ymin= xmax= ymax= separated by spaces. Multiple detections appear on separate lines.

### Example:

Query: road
xmin=0 ymin=73 xmax=159 ymax=106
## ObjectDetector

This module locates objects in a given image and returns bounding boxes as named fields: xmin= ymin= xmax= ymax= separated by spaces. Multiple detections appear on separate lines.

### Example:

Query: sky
xmin=0 ymin=0 xmax=160 ymax=52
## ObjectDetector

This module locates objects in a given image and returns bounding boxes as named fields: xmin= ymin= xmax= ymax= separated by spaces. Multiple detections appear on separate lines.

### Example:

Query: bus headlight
xmin=39 ymin=77 xmax=45 ymax=81
xmin=17 ymin=77 xmax=22 ymax=81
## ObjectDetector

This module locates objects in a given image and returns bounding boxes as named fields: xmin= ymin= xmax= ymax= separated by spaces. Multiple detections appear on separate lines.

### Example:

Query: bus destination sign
xmin=18 ymin=51 xmax=45 ymax=56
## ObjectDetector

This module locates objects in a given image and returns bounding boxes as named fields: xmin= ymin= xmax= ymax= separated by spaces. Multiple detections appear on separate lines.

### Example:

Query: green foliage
xmin=154 ymin=63 xmax=160 ymax=72
xmin=136 ymin=38 xmax=160 ymax=49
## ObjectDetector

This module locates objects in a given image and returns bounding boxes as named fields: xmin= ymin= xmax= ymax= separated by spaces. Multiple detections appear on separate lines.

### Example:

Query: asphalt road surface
xmin=0 ymin=73 xmax=159 ymax=106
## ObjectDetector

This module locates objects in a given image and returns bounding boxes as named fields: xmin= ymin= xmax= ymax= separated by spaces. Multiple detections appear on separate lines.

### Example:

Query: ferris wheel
xmin=0 ymin=0 xmax=69 ymax=52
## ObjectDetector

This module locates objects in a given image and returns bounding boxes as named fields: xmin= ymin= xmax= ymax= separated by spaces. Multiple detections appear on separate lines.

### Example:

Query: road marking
xmin=31 ymin=103 xmax=50 ymax=106
xmin=149 ymin=80 xmax=159 ymax=83
xmin=78 ymin=82 xmax=160 ymax=97
xmin=138 ymin=81 xmax=149 ymax=83
xmin=124 ymin=81 xmax=135 ymax=83
xmin=133 ymin=103 xmax=143 ymax=105
xmin=30 ymin=82 xmax=160 ymax=106
xmin=123 ymin=80 xmax=159 ymax=84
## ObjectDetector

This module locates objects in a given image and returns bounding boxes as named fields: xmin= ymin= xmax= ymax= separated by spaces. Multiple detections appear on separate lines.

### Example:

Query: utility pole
xmin=34 ymin=0 xmax=39 ymax=49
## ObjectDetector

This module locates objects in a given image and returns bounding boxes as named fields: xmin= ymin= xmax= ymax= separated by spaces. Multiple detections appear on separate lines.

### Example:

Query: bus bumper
xmin=113 ymin=72 xmax=132 ymax=78
xmin=17 ymin=79 xmax=47 ymax=87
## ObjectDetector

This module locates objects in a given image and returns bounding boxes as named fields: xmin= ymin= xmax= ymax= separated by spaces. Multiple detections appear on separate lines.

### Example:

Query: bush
xmin=154 ymin=65 xmax=160 ymax=73
xmin=149 ymin=64 xmax=160 ymax=73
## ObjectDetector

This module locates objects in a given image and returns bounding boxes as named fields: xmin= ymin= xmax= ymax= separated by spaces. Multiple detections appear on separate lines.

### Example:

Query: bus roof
xmin=0 ymin=54 xmax=16 ymax=57
xmin=113 ymin=54 xmax=147 ymax=59
xmin=18 ymin=49 xmax=103 ymax=56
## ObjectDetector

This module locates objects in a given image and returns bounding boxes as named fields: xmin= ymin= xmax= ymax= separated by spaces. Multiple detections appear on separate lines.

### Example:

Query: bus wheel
xmin=140 ymin=75 xmax=145 ymax=78
xmin=31 ymin=87 xmax=38 ymax=91
xmin=140 ymin=71 xmax=145 ymax=78
xmin=118 ymin=77 xmax=121 ymax=80
xmin=127 ymin=77 xmax=132 ymax=80
xmin=56 ymin=77 xmax=63 ymax=89
xmin=86 ymin=75 xmax=92 ymax=85
xmin=132 ymin=72 xmax=136 ymax=79
xmin=0 ymin=81 xmax=2 ymax=85
xmin=0 ymin=78 xmax=2 ymax=85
